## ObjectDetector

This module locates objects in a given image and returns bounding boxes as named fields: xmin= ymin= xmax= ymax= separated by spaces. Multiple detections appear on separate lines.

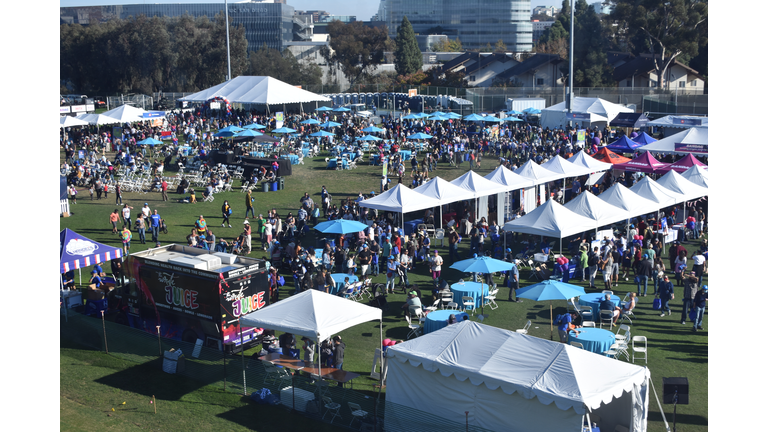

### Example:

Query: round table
xmin=568 ymin=328 xmax=616 ymax=355
xmin=450 ymin=282 xmax=488 ymax=311
xmin=423 ymin=310 xmax=469 ymax=334
xmin=578 ymin=293 xmax=621 ymax=319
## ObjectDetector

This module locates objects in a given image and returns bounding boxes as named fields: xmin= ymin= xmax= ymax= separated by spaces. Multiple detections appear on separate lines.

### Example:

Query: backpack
xmin=588 ymin=253 xmax=598 ymax=266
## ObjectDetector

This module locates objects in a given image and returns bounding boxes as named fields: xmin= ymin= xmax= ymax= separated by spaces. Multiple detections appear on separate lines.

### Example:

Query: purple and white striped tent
xmin=60 ymin=228 xmax=122 ymax=274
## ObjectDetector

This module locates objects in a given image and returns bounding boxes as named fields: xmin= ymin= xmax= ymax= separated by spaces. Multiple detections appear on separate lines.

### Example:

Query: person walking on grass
xmin=120 ymin=225 xmax=132 ymax=255
xmin=109 ymin=209 xmax=120 ymax=234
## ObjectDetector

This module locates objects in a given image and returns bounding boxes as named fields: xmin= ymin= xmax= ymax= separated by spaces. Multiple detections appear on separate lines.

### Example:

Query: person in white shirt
xmin=141 ymin=203 xmax=151 ymax=218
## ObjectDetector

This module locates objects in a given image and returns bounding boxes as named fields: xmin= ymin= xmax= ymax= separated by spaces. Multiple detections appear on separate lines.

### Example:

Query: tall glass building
xmin=60 ymin=2 xmax=296 ymax=53
xmin=377 ymin=0 xmax=532 ymax=51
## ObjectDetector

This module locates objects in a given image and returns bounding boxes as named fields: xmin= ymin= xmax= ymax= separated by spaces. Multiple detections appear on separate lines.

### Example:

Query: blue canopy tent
xmin=60 ymin=228 xmax=123 ymax=286
xmin=631 ymin=132 xmax=657 ymax=145
xmin=605 ymin=135 xmax=643 ymax=154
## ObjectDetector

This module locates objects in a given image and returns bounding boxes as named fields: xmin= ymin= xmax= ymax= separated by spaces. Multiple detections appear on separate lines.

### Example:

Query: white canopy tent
xmin=655 ymin=169 xmax=708 ymax=202
xmin=564 ymin=191 xmax=631 ymax=228
xmin=358 ymin=184 xmax=441 ymax=231
xmin=450 ymin=171 xmax=513 ymax=224
xmin=75 ymin=113 xmax=122 ymax=126
xmin=636 ymin=127 xmax=708 ymax=155
xmin=503 ymin=199 xmax=599 ymax=244
xmin=239 ymin=289 xmax=383 ymax=377
xmin=629 ymin=176 xmax=685 ymax=207
xmin=647 ymin=115 xmax=708 ymax=129
xmin=513 ymin=160 xmax=563 ymax=185
xmin=540 ymin=97 xmax=633 ymax=130
xmin=60 ymin=115 xmax=89 ymax=128
xmin=179 ymin=76 xmax=331 ymax=112
xmin=598 ymin=184 xmax=660 ymax=220
xmin=680 ymin=165 xmax=709 ymax=188
xmin=102 ymin=104 xmax=150 ymax=123
xmin=484 ymin=166 xmax=535 ymax=224
xmin=385 ymin=321 xmax=650 ymax=432
xmin=541 ymin=155 xmax=595 ymax=179
xmin=413 ymin=177 xmax=476 ymax=229
xmin=568 ymin=150 xmax=615 ymax=173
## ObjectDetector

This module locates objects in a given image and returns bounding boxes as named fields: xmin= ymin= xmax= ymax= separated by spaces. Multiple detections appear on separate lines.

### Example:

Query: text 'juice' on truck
xmin=116 ymin=244 xmax=270 ymax=354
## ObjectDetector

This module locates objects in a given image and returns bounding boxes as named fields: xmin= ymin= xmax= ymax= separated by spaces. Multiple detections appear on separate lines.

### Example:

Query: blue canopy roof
xmin=60 ymin=228 xmax=123 ymax=273
xmin=605 ymin=135 xmax=643 ymax=153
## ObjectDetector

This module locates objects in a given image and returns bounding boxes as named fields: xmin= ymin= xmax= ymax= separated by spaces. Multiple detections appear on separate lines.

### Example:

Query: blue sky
xmin=60 ymin=0 xmax=565 ymax=22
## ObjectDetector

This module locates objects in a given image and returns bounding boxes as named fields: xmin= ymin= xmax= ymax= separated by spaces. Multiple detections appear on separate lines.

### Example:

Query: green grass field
xmin=61 ymin=147 xmax=707 ymax=431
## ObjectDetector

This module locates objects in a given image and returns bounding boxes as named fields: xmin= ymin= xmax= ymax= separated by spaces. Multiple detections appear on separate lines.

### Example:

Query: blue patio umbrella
xmin=503 ymin=116 xmax=523 ymax=122
xmin=218 ymin=125 xmax=245 ymax=133
xmin=333 ymin=107 xmax=351 ymax=112
xmin=316 ymin=106 xmax=334 ymax=111
xmin=482 ymin=115 xmax=505 ymax=123
xmin=243 ymin=123 xmax=266 ymax=130
xmin=516 ymin=280 xmax=587 ymax=340
xmin=446 ymin=112 xmax=463 ymax=119
xmin=402 ymin=113 xmax=425 ymax=120
xmin=450 ymin=255 xmax=516 ymax=315
xmin=362 ymin=126 xmax=385 ymax=133
xmin=406 ymin=132 xmax=434 ymax=140
xmin=430 ymin=111 xmax=446 ymax=116
xmin=320 ymin=121 xmax=342 ymax=128
xmin=214 ymin=130 xmax=238 ymax=138
xmin=235 ymin=129 xmax=264 ymax=138
xmin=314 ymin=219 xmax=369 ymax=235
xmin=507 ymin=110 xmax=523 ymax=115
xmin=428 ymin=114 xmax=450 ymax=121
xmin=309 ymin=130 xmax=335 ymax=137
xmin=358 ymin=134 xmax=383 ymax=141
xmin=463 ymin=113 xmax=487 ymax=121
xmin=300 ymin=118 xmax=321 ymax=125
xmin=136 ymin=138 xmax=163 ymax=146
xmin=272 ymin=127 xmax=297 ymax=134
xmin=523 ymin=107 xmax=541 ymax=115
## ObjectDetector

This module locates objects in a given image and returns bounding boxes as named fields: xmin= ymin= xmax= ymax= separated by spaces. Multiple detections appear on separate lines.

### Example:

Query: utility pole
xmin=567 ymin=0 xmax=574 ymax=123
xmin=225 ymin=0 xmax=232 ymax=81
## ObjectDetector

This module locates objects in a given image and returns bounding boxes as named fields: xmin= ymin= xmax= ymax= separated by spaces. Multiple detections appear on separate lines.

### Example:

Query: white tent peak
xmin=358 ymin=183 xmax=441 ymax=213
xmin=102 ymin=104 xmax=149 ymax=122
xmin=540 ymin=155 xmax=594 ymax=178
xmin=179 ymin=76 xmax=332 ymax=105
xmin=563 ymin=191 xmax=630 ymax=227
xmin=449 ymin=171 xmax=510 ymax=197
xmin=75 ymin=113 xmax=122 ymax=126
xmin=598 ymin=183 xmax=659 ymax=216
xmin=413 ymin=177 xmax=476 ymax=203
xmin=514 ymin=160 xmax=562 ymax=185
xmin=680 ymin=164 xmax=709 ymax=188
xmin=568 ymin=150 xmax=614 ymax=172
xmin=238 ymin=289 xmax=381 ymax=342
xmin=484 ymin=165 xmax=535 ymax=189
xmin=637 ymin=127 xmax=708 ymax=155
xmin=654 ymin=169 xmax=708 ymax=201
xmin=629 ymin=176 xmax=685 ymax=206
xmin=503 ymin=199 xmax=598 ymax=237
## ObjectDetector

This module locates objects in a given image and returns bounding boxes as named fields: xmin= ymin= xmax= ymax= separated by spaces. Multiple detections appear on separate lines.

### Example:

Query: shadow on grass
xmin=648 ymin=411 xmax=708 ymax=428
xmin=216 ymin=396 xmax=338 ymax=432
xmin=94 ymin=359 xmax=221 ymax=401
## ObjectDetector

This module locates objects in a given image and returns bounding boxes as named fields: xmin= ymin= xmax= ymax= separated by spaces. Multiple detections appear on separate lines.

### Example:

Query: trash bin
xmin=262 ymin=182 xmax=269 ymax=193
xmin=271 ymin=181 xmax=278 ymax=192
xmin=278 ymin=177 xmax=284 ymax=190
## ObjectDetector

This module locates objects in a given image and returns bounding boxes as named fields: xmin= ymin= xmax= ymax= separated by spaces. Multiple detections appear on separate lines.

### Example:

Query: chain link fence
xmin=61 ymin=310 xmax=494 ymax=432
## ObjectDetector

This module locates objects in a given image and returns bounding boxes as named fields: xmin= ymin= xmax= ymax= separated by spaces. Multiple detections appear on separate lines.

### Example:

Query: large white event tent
xmin=450 ymin=171 xmax=512 ymax=223
xmin=630 ymin=176 xmax=685 ymax=208
xmin=102 ymin=104 xmax=150 ymax=122
xmin=514 ymin=160 xmax=562 ymax=211
xmin=358 ymin=184 xmax=441 ymax=231
xmin=598 ymin=184 xmax=660 ymax=220
xmin=412 ymin=177 xmax=476 ymax=228
xmin=655 ymin=169 xmax=708 ymax=202
xmin=540 ymin=97 xmax=633 ymax=130
xmin=647 ymin=115 xmax=707 ymax=129
xmin=385 ymin=321 xmax=651 ymax=432
xmin=179 ymin=76 xmax=331 ymax=112
xmin=60 ymin=115 xmax=89 ymax=128
xmin=239 ymin=289 xmax=382 ymax=377
xmin=503 ymin=199 xmax=598 ymax=252
xmin=680 ymin=165 xmax=709 ymax=188
xmin=541 ymin=155 xmax=595 ymax=179
xmin=637 ymin=127 xmax=708 ymax=155
xmin=564 ymin=191 xmax=630 ymax=228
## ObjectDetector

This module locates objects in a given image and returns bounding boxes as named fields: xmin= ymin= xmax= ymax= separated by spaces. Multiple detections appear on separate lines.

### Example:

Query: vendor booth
xmin=385 ymin=321 xmax=651 ymax=432
xmin=540 ymin=97 xmax=633 ymax=130
xmin=636 ymin=127 xmax=708 ymax=155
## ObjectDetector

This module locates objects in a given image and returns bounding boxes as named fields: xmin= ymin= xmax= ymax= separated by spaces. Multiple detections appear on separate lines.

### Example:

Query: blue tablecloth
xmin=327 ymin=158 xmax=337 ymax=169
xmin=302 ymin=147 xmax=310 ymax=157
xmin=398 ymin=150 xmax=412 ymax=160
xmin=281 ymin=154 xmax=299 ymax=165
xmin=250 ymin=151 xmax=265 ymax=157
xmin=330 ymin=273 xmax=358 ymax=295
xmin=569 ymin=328 xmax=615 ymax=355
xmin=403 ymin=219 xmax=424 ymax=235
xmin=371 ymin=154 xmax=381 ymax=165
xmin=424 ymin=310 xmax=469 ymax=334
xmin=450 ymin=282 xmax=488 ymax=310
xmin=579 ymin=293 xmax=621 ymax=318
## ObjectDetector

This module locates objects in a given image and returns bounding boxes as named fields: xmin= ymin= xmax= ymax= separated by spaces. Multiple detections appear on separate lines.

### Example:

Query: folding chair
xmin=425 ymin=298 xmax=440 ymax=313
xmin=516 ymin=320 xmax=531 ymax=335
xmin=632 ymin=335 xmax=648 ymax=364
xmin=570 ymin=341 xmax=584 ymax=349
xmin=263 ymin=362 xmax=291 ymax=387
xmin=439 ymin=291 xmax=454 ymax=309
xmin=614 ymin=324 xmax=630 ymax=343
xmin=582 ymin=321 xmax=596 ymax=328
xmin=321 ymin=396 xmax=341 ymax=424
xmin=461 ymin=296 xmax=476 ymax=315
xmin=599 ymin=310 xmax=615 ymax=329
xmin=484 ymin=288 xmax=499 ymax=310
xmin=348 ymin=402 xmax=368 ymax=429
xmin=405 ymin=313 xmax=421 ymax=339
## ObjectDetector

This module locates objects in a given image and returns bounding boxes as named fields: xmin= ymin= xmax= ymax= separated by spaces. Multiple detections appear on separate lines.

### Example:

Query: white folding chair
xmin=582 ymin=321 xmax=596 ymax=328
xmin=599 ymin=310 xmax=615 ymax=329
xmin=321 ymin=396 xmax=341 ymax=424
xmin=425 ymin=298 xmax=440 ymax=312
xmin=439 ymin=291 xmax=454 ymax=309
xmin=603 ymin=344 xmax=620 ymax=359
xmin=405 ymin=313 xmax=421 ymax=339
xmin=446 ymin=301 xmax=459 ymax=310
xmin=484 ymin=288 xmax=499 ymax=310
xmin=461 ymin=296 xmax=476 ymax=315
xmin=348 ymin=402 xmax=368 ymax=429
xmin=632 ymin=335 xmax=648 ymax=364
xmin=602 ymin=290 xmax=614 ymax=296
xmin=614 ymin=324 xmax=630 ymax=343
xmin=570 ymin=341 xmax=584 ymax=349
xmin=263 ymin=362 xmax=291 ymax=387
xmin=516 ymin=320 xmax=531 ymax=335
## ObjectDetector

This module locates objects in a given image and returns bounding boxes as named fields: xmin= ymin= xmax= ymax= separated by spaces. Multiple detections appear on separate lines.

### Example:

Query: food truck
xmin=114 ymin=244 xmax=270 ymax=353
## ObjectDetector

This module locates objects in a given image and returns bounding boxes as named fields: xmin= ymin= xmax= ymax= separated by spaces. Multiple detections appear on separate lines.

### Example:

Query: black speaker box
xmin=663 ymin=377 xmax=689 ymax=404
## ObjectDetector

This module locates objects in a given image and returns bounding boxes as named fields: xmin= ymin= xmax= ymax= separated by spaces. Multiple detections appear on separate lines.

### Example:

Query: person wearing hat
xmin=448 ymin=226 xmax=460 ymax=262
xmin=141 ymin=203 xmax=151 ymax=218
xmin=332 ymin=336 xmax=346 ymax=373
xmin=385 ymin=255 xmax=398 ymax=294
xmin=635 ymin=253 xmax=654 ymax=296
xmin=89 ymin=269 xmax=103 ymax=290
xmin=301 ymin=336 xmax=315 ymax=365
xmin=680 ymin=270 xmax=699 ymax=325
xmin=242 ymin=220 xmax=252 ymax=254
xmin=214 ymin=237 xmax=230 ymax=253
xmin=358 ymin=244 xmax=372 ymax=277
xmin=692 ymin=285 xmax=708 ymax=331
xmin=402 ymin=290 xmax=422 ymax=319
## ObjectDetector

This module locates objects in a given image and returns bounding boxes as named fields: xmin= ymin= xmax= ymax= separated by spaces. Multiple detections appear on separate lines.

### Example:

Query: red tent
xmin=592 ymin=147 xmax=631 ymax=164
xmin=612 ymin=151 xmax=671 ymax=173
xmin=656 ymin=153 xmax=708 ymax=174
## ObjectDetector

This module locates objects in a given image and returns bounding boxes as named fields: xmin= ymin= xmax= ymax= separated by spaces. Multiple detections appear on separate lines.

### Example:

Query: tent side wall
xmin=385 ymin=359 xmax=582 ymax=432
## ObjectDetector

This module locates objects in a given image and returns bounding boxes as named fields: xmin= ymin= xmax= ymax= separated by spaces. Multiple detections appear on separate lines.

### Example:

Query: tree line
xmin=60 ymin=13 xmax=321 ymax=95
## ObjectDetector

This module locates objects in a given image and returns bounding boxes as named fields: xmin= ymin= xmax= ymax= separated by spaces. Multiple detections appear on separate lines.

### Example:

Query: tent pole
xmin=550 ymin=301 xmax=553 ymax=341
xmin=239 ymin=318 xmax=246 ymax=395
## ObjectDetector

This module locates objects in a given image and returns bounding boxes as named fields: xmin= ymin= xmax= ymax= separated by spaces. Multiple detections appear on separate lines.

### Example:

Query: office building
xmin=60 ymin=1 xmax=300 ymax=53
xmin=377 ymin=0 xmax=533 ymax=51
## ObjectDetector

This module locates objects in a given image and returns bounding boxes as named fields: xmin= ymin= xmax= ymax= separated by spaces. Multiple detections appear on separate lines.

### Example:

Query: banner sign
xmin=577 ymin=129 xmax=586 ymax=146
xmin=408 ymin=89 xmax=417 ymax=97
xmin=142 ymin=111 xmax=165 ymax=118
xmin=161 ymin=131 xmax=173 ymax=139
xmin=674 ymin=143 xmax=707 ymax=154
xmin=672 ymin=117 xmax=702 ymax=126
xmin=567 ymin=112 xmax=590 ymax=121
xmin=60 ymin=106 xmax=71 ymax=113
xmin=210 ymin=102 xmax=221 ymax=109
xmin=71 ymin=105 xmax=87 ymax=113
xmin=275 ymin=112 xmax=284 ymax=129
